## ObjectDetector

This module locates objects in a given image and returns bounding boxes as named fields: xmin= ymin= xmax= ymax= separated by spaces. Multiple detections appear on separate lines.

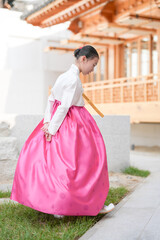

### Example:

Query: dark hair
xmin=74 ymin=45 xmax=99 ymax=60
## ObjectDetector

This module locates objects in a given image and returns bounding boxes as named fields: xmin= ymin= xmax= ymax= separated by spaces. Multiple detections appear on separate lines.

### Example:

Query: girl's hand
xmin=41 ymin=122 xmax=50 ymax=133
xmin=45 ymin=130 xmax=52 ymax=142
xmin=41 ymin=123 xmax=52 ymax=142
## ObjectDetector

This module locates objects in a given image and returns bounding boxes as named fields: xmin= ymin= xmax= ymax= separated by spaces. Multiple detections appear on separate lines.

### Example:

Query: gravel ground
xmin=109 ymin=172 xmax=145 ymax=192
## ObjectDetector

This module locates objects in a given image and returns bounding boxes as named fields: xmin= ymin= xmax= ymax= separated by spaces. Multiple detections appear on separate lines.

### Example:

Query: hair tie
xmin=79 ymin=46 xmax=83 ymax=50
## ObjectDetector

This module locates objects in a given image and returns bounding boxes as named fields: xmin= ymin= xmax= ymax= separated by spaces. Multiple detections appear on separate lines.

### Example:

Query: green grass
xmin=0 ymin=190 xmax=11 ymax=198
xmin=105 ymin=187 xmax=128 ymax=205
xmin=0 ymin=187 xmax=128 ymax=240
xmin=123 ymin=166 xmax=150 ymax=177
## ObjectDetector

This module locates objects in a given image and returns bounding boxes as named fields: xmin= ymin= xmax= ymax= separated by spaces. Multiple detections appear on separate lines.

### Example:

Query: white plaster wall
xmin=0 ymin=37 xmax=44 ymax=113
xmin=43 ymin=50 xmax=75 ymax=106
xmin=44 ymin=48 xmax=75 ymax=72
xmin=0 ymin=9 xmax=74 ymax=115
xmin=131 ymin=123 xmax=160 ymax=147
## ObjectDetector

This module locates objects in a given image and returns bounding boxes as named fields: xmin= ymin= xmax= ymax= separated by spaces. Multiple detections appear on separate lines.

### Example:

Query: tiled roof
xmin=21 ymin=0 xmax=55 ymax=20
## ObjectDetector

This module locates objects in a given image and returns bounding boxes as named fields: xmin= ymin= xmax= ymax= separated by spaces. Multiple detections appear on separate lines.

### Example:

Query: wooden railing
xmin=82 ymin=73 xmax=160 ymax=104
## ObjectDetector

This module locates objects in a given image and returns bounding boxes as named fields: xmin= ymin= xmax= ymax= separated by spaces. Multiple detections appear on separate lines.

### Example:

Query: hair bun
xmin=74 ymin=49 xmax=81 ymax=58
xmin=74 ymin=45 xmax=99 ymax=60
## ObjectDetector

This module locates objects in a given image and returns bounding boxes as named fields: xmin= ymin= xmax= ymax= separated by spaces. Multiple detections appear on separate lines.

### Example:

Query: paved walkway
xmin=79 ymin=148 xmax=160 ymax=240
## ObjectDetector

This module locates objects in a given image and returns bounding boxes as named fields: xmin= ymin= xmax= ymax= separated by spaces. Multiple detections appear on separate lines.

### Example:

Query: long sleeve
xmin=47 ymin=80 xmax=78 ymax=135
xmin=43 ymin=93 xmax=55 ymax=124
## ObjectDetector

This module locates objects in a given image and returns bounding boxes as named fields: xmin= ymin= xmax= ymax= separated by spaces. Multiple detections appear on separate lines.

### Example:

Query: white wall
xmin=43 ymin=48 xmax=75 ymax=106
xmin=131 ymin=123 xmax=160 ymax=147
xmin=0 ymin=38 xmax=44 ymax=114
xmin=0 ymin=9 xmax=74 ymax=115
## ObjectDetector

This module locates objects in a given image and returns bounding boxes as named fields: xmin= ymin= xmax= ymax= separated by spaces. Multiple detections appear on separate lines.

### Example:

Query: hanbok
xmin=10 ymin=64 xmax=109 ymax=216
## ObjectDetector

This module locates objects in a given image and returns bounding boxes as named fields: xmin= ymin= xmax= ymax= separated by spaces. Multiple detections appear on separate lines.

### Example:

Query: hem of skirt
xmin=10 ymin=196 xmax=100 ymax=216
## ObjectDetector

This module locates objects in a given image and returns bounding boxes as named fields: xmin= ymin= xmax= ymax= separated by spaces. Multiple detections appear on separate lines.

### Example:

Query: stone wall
xmin=0 ymin=121 xmax=19 ymax=182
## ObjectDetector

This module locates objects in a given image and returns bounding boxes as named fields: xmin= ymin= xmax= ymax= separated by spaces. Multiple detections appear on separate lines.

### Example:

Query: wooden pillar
xmin=80 ymin=73 xmax=85 ymax=83
xmin=113 ymin=46 xmax=117 ymax=78
xmin=113 ymin=44 xmax=124 ymax=78
xmin=119 ymin=44 xmax=124 ymax=77
xmin=157 ymin=30 xmax=160 ymax=101
xmin=114 ymin=45 xmax=119 ymax=78
xmin=108 ymin=46 xmax=114 ymax=79
xmin=149 ymin=35 xmax=153 ymax=74
xmin=104 ymin=48 xmax=108 ymax=80
xmin=96 ymin=53 xmax=101 ymax=81
xmin=157 ymin=29 xmax=160 ymax=74
xmin=129 ymin=43 xmax=132 ymax=77
xmin=49 ymin=86 xmax=52 ymax=95
xmin=138 ymin=39 xmax=141 ymax=76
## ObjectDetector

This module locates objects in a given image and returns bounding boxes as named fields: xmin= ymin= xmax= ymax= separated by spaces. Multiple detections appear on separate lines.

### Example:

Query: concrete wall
xmin=94 ymin=115 xmax=130 ymax=172
xmin=0 ymin=114 xmax=130 ymax=173
xmin=131 ymin=123 xmax=160 ymax=147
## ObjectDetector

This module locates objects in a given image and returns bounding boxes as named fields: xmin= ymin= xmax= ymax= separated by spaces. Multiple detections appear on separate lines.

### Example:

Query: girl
xmin=10 ymin=45 xmax=114 ymax=218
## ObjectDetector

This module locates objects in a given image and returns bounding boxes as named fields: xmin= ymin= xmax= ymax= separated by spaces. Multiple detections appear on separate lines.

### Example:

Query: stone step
xmin=0 ymin=183 xmax=13 ymax=192
xmin=0 ymin=198 xmax=18 ymax=205
xmin=0 ymin=137 xmax=19 ymax=160
xmin=0 ymin=137 xmax=19 ymax=182
xmin=0 ymin=198 xmax=11 ymax=204
xmin=0 ymin=121 xmax=11 ymax=137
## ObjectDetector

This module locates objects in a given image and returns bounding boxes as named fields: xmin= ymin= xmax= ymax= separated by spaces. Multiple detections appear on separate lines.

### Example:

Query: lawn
xmin=123 ymin=166 xmax=150 ymax=177
xmin=0 ymin=189 xmax=11 ymax=198
xmin=0 ymin=187 xmax=128 ymax=240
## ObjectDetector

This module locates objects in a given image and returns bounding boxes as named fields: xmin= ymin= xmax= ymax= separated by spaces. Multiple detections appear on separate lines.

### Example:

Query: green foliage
xmin=123 ymin=166 xmax=150 ymax=177
xmin=0 ymin=187 xmax=128 ymax=240
xmin=105 ymin=187 xmax=128 ymax=205
xmin=0 ymin=190 xmax=11 ymax=198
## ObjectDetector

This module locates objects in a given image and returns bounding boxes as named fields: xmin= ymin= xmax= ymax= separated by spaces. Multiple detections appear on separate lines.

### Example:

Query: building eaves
xmin=20 ymin=0 xmax=55 ymax=20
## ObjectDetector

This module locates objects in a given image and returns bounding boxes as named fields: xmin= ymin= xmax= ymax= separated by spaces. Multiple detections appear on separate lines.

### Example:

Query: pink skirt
xmin=10 ymin=100 xmax=109 ymax=216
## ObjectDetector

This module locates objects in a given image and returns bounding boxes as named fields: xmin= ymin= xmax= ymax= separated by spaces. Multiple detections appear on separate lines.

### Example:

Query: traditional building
xmin=21 ymin=0 xmax=160 ymax=124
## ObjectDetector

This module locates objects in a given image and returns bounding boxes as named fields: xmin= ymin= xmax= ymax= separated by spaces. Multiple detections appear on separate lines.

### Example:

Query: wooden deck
xmin=48 ymin=73 xmax=160 ymax=123
xmin=83 ymin=73 xmax=160 ymax=104
xmin=82 ymin=73 xmax=160 ymax=123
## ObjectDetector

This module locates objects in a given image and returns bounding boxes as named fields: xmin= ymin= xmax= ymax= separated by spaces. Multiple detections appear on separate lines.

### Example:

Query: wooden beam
xmin=113 ymin=0 xmax=154 ymax=22
xmin=81 ymin=33 xmax=126 ymax=42
xmin=108 ymin=23 xmax=156 ymax=34
xmin=100 ymin=0 xmax=115 ymax=22
xmin=71 ymin=33 xmax=124 ymax=45
xmin=61 ymin=39 xmax=109 ymax=47
xmin=44 ymin=46 xmax=76 ymax=52
xmin=40 ymin=0 xmax=109 ymax=28
xmin=129 ymin=14 xmax=160 ymax=23
xmin=68 ymin=18 xmax=82 ymax=34
xmin=26 ymin=0 xmax=73 ymax=24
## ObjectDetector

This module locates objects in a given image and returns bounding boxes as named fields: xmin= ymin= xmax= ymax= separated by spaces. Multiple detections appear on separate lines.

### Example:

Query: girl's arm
xmin=47 ymin=80 xmax=78 ymax=136
xmin=43 ymin=92 xmax=55 ymax=124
